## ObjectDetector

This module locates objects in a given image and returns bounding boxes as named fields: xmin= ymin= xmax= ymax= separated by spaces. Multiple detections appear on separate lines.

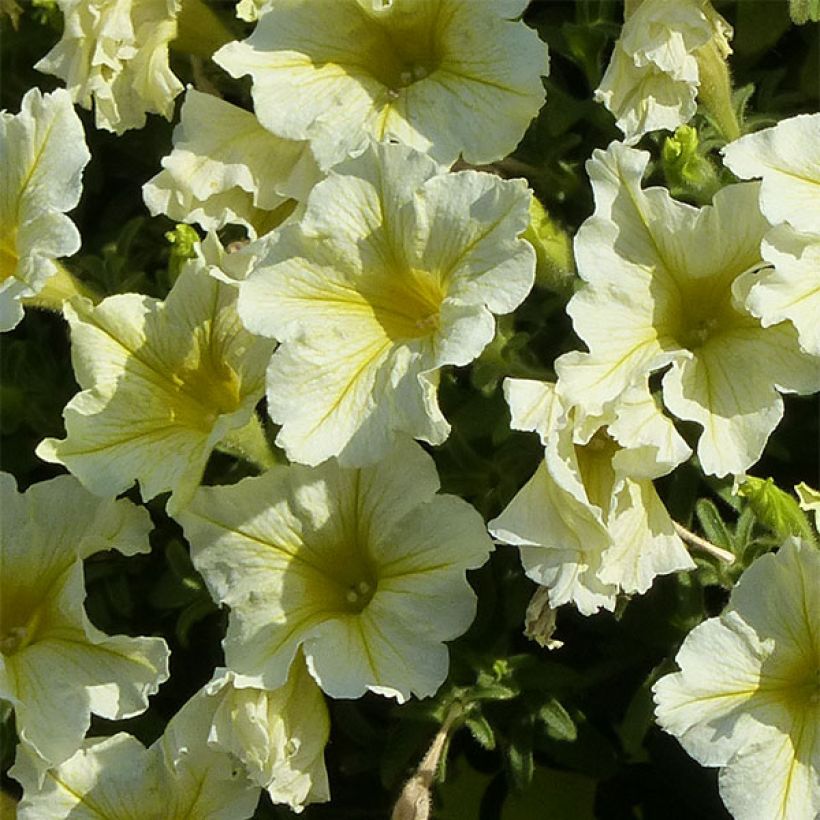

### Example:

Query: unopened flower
xmin=143 ymin=89 xmax=323 ymax=239
xmin=36 ymin=0 xmax=183 ymax=133
xmin=176 ymin=439 xmax=493 ymax=702
xmin=12 ymin=681 xmax=260 ymax=819
xmin=596 ymin=0 xmax=732 ymax=144
xmin=1 ymin=87 xmax=89 ymax=332
xmin=653 ymin=538 xmax=820 ymax=820
xmin=489 ymin=379 xmax=693 ymax=615
xmin=239 ymin=140 xmax=535 ymax=467
xmin=206 ymin=656 xmax=330 ymax=812
xmin=723 ymin=114 xmax=820 ymax=356
xmin=0 ymin=472 xmax=169 ymax=773
xmin=37 ymin=237 xmax=274 ymax=513
xmin=214 ymin=0 xmax=548 ymax=165
xmin=556 ymin=142 xmax=820 ymax=478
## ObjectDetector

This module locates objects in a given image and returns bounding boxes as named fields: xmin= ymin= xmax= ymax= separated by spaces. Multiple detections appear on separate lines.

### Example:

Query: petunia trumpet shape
xmin=12 ymin=679 xmax=261 ymax=819
xmin=37 ymin=237 xmax=275 ymax=514
xmin=214 ymin=0 xmax=548 ymax=166
xmin=555 ymin=142 xmax=820 ymax=478
xmin=0 ymin=472 xmax=169 ymax=773
xmin=1 ymin=87 xmax=90 ymax=332
xmin=489 ymin=378 xmax=694 ymax=615
xmin=176 ymin=439 xmax=494 ymax=702
xmin=722 ymin=114 xmax=820 ymax=356
xmin=239 ymin=140 xmax=535 ymax=467
xmin=653 ymin=538 xmax=820 ymax=820
xmin=36 ymin=0 xmax=184 ymax=133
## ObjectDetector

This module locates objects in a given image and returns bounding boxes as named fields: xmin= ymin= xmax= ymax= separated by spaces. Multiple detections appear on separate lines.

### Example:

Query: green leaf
xmin=465 ymin=713 xmax=496 ymax=751
xmin=536 ymin=698 xmax=577 ymax=742
xmin=695 ymin=498 xmax=733 ymax=549
xmin=505 ymin=717 xmax=535 ymax=791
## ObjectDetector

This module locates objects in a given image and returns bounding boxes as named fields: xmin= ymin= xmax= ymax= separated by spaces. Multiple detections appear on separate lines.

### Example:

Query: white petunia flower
xmin=653 ymin=538 xmax=820 ymax=820
xmin=36 ymin=0 xmax=183 ymax=134
xmin=722 ymin=113 xmax=820 ymax=235
xmin=143 ymin=89 xmax=323 ymax=240
xmin=239 ymin=140 xmax=535 ymax=467
xmin=596 ymin=0 xmax=732 ymax=144
xmin=37 ymin=238 xmax=274 ymax=514
xmin=12 ymin=681 xmax=261 ymax=819
xmin=175 ymin=438 xmax=494 ymax=703
xmin=214 ymin=0 xmax=548 ymax=166
xmin=206 ymin=656 xmax=330 ymax=812
xmin=0 ymin=87 xmax=90 ymax=332
xmin=722 ymin=114 xmax=820 ymax=356
xmin=555 ymin=142 xmax=820 ymax=478
xmin=489 ymin=379 xmax=693 ymax=615
xmin=0 ymin=472 xmax=169 ymax=774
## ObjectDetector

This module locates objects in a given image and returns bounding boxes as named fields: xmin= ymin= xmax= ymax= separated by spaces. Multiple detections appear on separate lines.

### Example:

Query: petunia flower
xmin=555 ymin=142 xmax=820 ymax=478
xmin=596 ymin=0 xmax=732 ymax=144
xmin=175 ymin=438 xmax=494 ymax=702
xmin=0 ymin=472 xmax=170 ymax=773
xmin=143 ymin=88 xmax=324 ymax=240
xmin=11 ymin=679 xmax=261 ymax=819
xmin=214 ymin=0 xmax=548 ymax=166
xmin=36 ymin=0 xmax=184 ymax=134
xmin=238 ymin=140 xmax=535 ymax=467
xmin=206 ymin=656 xmax=330 ymax=812
xmin=722 ymin=114 xmax=820 ymax=356
xmin=37 ymin=238 xmax=275 ymax=514
xmin=722 ymin=113 xmax=820 ymax=235
xmin=653 ymin=538 xmax=820 ymax=820
xmin=1 ymin=87 xmax=90 ymax=332
xmin=489 ymin=378 xmax=694 ymax=615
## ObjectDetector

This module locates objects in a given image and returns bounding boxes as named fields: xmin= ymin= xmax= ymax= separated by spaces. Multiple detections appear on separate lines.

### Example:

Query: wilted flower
xmin=596 ymin=0 xmax=732 ymax=144
xmin=36 ymin=0 xmax=184 ymax=134
xmin=176 ymin=439 xmax=494 ymax=702
xmin=653 ymin=538 xmax=820 ymax=820
xmin=239 ymin=140 xmax=535 ymax=467
xmin=723 ymin=114 xmax=820 ymax=356
xmin=37 ymin=237 xmax=274 ymax=514
xmin=214 ymin=0 xmax=548 ymax=166
xmin=1 ymin=87 xmax=89 ymax=332
xmin=0 ymin=473 xmax=169 ymax=773
xmin=206 ymin=656 xmax=330 ymax=812
xmin=143 ymin=89 xmax=323 ymax=239
xmin=489 ymin=378 xmax=693 ymax=615
xmin=12 ymin=680 xmax=260 ymax=818
xmin=555 ymin=142 xmax=820 ymax=478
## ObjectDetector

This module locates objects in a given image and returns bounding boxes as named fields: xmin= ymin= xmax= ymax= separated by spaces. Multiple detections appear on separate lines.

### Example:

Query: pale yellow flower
xmin=176 ymin=439 xmax=493 ymax=702
xmin=0 ymin=472 xmax=169 ymax=773
xmin=555 ymin=142 xmax=820 ymax=478
xmin=653 ymin=539 xmax=820 ymax=820
xmin=239 ymin=141 xmax=535 ymax=467
xmin=214 ymin=0 xmax=548 ymax=165
xmin=1 ymin=87 xmax=89 ymax=331
xmin=37 ymin=238 xmax=274 ymax=513
xmin=489 ymin=379 xmax=693 ymax=615
xmin=36 ymin=0 xmax=183 ymax=133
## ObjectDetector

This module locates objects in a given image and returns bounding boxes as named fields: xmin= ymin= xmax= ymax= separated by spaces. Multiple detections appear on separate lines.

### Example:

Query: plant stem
xmin=673 ymin=521 xmax=736 ymax=564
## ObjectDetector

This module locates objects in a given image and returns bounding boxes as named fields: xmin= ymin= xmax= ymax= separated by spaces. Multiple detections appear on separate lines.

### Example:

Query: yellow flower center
xmin=367 ymin=267 xmax=446 ymax=342
xmin=364 ymin=15 xmax=443 ymax=96
xmin=0 ymin=228 xmax=19 ymax=283
xmin=0 ymin=598 xmax=45 ymax=656
xmin=661 ymin=263 xmax=762 ymax=352
xmin=574 ymin=430 xmax=619 ymax=512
